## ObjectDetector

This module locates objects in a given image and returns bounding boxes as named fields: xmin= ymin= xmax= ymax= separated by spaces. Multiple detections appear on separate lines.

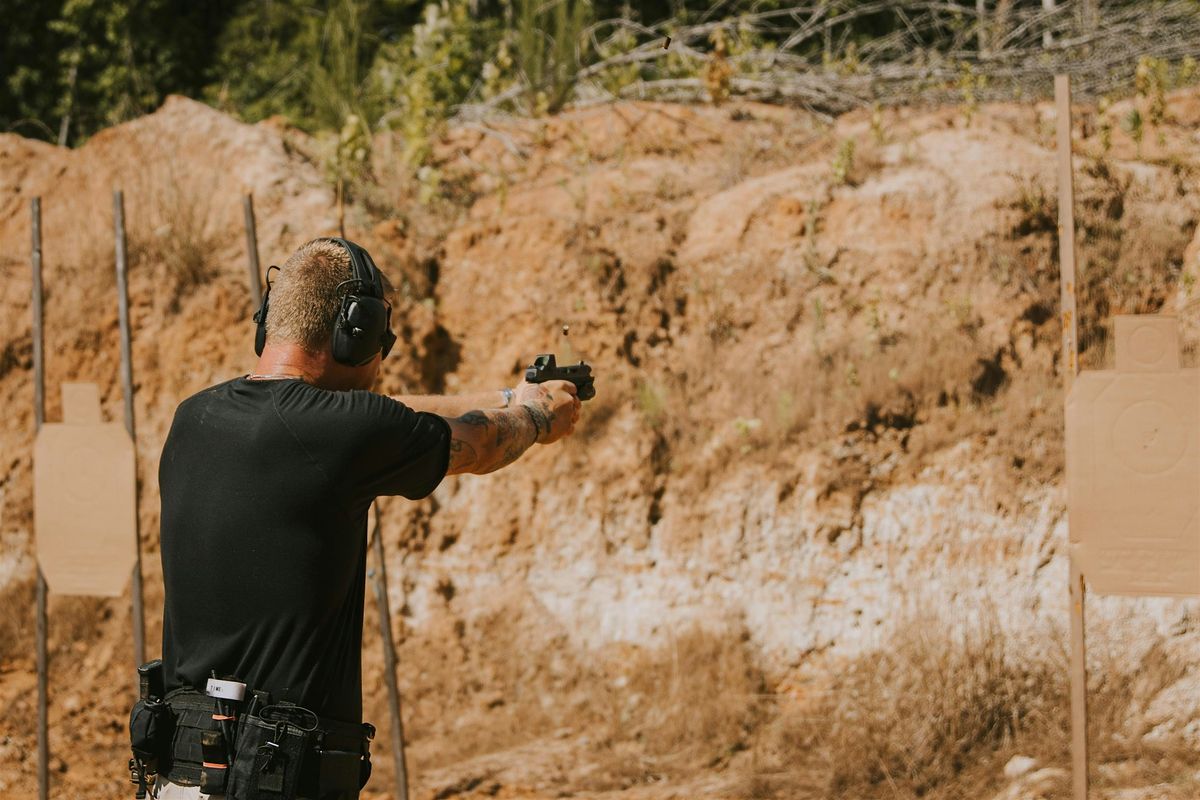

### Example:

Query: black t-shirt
xmin=158 ymin=375 xmax=450 ymax=722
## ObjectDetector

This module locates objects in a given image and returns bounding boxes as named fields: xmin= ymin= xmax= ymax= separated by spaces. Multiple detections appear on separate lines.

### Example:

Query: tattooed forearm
xmin=443 ymin=404 xmax=539 ymax=475
xmin=521 ymin=402 xmax=552 ymax=441
xmin=459 ymin=410 xmax=490 ymax=428
xmin=475 ymin=406 xmax=538 ymax=474
xmin=493 ymin=409 xmax=522 ymax=447
xmin=447 ymin=438 xmax=479 ymax=473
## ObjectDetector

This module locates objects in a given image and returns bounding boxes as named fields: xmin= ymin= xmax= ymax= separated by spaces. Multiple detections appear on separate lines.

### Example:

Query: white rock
xmin=1003 ymin=755 xmax=1038 ymax=780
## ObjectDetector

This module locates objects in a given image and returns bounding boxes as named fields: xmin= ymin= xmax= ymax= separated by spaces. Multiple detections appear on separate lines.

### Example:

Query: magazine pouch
xmin=228 ymin=705 xmax=313 ymax=800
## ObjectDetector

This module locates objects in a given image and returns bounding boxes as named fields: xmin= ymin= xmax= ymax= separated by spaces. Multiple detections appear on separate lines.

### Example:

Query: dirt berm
xmin=3 ymin=91 xmax=1200 ymax=799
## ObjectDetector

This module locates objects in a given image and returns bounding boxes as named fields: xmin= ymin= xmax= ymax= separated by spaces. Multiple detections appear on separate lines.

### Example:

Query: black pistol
xmin=525 ymin=354 xmax=595 ymax=401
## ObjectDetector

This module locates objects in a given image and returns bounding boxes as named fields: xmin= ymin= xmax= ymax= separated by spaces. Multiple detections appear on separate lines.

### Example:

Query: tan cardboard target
xmin=34 ymin=382 xmax=137 ymax=597
xmin=1066 ymin=315 xmax=1200 ymax=596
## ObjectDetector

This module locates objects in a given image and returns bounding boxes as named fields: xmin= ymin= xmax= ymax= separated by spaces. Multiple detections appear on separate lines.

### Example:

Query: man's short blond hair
xmin=265 ymin=239 xmax=353 ymax=351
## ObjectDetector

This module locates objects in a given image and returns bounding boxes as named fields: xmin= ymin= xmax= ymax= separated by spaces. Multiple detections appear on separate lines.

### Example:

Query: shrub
xmin=510 ymin=0 xmax=592 ymax=115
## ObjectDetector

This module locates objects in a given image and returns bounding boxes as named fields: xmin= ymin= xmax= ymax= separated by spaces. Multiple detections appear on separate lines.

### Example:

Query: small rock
xmin=991 ymin=767 xmax=1066 ymax=800
xmin=1003 ymin=755 xmax=1038 ymax=780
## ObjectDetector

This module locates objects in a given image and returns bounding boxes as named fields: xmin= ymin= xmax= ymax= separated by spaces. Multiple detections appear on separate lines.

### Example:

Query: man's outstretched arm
xmin=391 ymin=390 xmax=511 ymax=417
xmin=443 ymin=380 xmax=579 ymax=476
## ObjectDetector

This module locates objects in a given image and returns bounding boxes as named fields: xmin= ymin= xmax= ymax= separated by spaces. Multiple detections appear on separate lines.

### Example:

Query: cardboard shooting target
xmin=1066 ymin=316 xmax=1200 ymax=596
xmin=33 ymin=383 xmax=137 ymax=597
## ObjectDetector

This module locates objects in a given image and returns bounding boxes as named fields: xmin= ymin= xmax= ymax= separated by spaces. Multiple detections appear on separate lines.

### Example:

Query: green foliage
xmin=204 ymin=0 xmax=313 ymax=122
xmin=1136 ymin=55 xmax=1170 ymax=127
xmin=1181 ymin=56 xmax=1199 ymax=86
xmin=1 ymin=1 xmax=69 ymax=139
xmin=594 ymin=23 xmax=641 ymax=98
xmin=2 ymin=0 xmax=236 ymax=143
xmin=7 ymin=0 xmax=1200 ymax=155
xmin=1098 ymin=96 xmax=1114 ymax=155
xmin=869 ymin=103 xmax=886 ymax=146
xmin=511 ymin=0 xmax=592 ymax=115
xmin=957 ymin=61 xmax=987 ymax=126
xmin=832 ymin=138 xmax=856 ymax=186
xmin=1123 ymin=107 xmax=1145 ymax=156
xmin=206 ymin=0 xmax=420 ymax=130
xmin=704 ymin=27 xmax=734 ymax=105
xmin=377 ymin=0 xmax=498 ymax=166
xmin=636 ymin=379 xmax=667 ymax=429
xmin=307 ymin=0 xmax=385 ymax=131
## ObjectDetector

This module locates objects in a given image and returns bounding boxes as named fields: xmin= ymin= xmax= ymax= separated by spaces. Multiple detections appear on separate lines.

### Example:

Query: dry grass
xmin=583 ymin=627 xmax=764 ymax=789
xmin=1073 ymin=159 xmax=1194 ymax=368
xmin=401 ymin=614 xmax=765 ymax=787
xmin=739 ymin=606 xmax=1198 ymax=800
xmin=400 ymin=602 xmax=1199 ymax=799
xmin=127 ymin=167 xmax=223 ymax=312
xmin=0 ymin=578 xmax=35 ymax=666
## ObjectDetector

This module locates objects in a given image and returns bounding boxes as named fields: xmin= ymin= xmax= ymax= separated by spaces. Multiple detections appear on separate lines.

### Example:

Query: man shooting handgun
xmin=138 ymin=237 xmax=587 ymax=800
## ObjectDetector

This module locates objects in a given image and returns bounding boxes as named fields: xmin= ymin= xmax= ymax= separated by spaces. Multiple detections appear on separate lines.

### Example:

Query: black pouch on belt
xmin=129 ymin=697 xmax=174 ymax=773
xmin=200 ymin=729 xmax=230 ymax=794
xmin=314 ymin=719 xmax=374 ymax=796
xmin=228 ymin=706 xmax=313 ymax=800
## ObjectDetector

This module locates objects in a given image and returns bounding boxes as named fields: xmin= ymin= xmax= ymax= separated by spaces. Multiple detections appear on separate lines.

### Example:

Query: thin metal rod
xmin=1055 ymin=74 xmax=1089 ymax=800
xmin=369 ymin=507 xmax=410 ymax=800
xmin=32 ymin=197 xmax=49 ymax=800
xmin=243 ymin=194 xmax=263 ymax=310
xmin=114 ymin=190 xmax=146 ymax=669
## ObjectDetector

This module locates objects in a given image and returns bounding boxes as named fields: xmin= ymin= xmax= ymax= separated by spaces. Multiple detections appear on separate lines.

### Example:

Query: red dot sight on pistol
xmin=525 ymin=354 xmax=596 ymax=401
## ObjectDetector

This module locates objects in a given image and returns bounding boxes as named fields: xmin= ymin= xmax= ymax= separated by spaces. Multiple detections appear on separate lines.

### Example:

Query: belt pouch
xmin=200 ymin=729 xmax=229 ymax=794
xmin=129 ymin=697 xmax=174 ymax=773
xmin=164 ymin=694 xmax=220 ymax=786
xmin=228 ymin=714 xmax=308 ymax=800
xmin=316 ymin=749 xmax=364 ymax=796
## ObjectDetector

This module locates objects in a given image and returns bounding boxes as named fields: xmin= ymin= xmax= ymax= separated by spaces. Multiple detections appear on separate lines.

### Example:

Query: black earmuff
xmin=326 ymin=237 xmax=395 ymax=367
xmin=252 ymin=238 xmax=396 ymax=366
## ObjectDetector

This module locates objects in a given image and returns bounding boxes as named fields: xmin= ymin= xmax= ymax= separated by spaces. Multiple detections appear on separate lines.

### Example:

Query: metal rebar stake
xmin=369 ymin=506 xmax=410 ymax=800
xmin=243 ymin=194 xmax=263 ymax=310
xmin=32 ymin=197 xmax=49 ymax=800
xmin=114 ymin=190 xmax=147 ymax=670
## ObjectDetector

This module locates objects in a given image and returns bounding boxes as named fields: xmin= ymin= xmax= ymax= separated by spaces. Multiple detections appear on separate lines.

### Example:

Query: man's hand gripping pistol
xmin=525 ymin=354 xmax=596 ymax=401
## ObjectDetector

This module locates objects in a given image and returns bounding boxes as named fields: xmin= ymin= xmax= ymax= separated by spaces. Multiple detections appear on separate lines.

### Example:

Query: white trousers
xmin=153 ymin=777 xmax=223 ymax=799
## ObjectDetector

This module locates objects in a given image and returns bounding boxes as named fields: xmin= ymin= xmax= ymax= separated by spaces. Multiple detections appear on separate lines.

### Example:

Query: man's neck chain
xmin=246 ymin=373 xmax=307 ymax=382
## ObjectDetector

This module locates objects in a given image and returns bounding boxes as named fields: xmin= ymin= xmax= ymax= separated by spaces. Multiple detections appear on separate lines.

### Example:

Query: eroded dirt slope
xmin=3 ymin=91 xmax=1200 ymax=798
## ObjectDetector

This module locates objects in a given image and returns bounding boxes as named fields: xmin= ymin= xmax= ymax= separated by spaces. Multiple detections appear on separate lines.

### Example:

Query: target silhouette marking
xmin=1066 ymin=315 xmax=1200 ymax=596
xmin=33 ymin=383 xmax=137 ymax=597
xmin=1129 ymin=325 xmax=1169 ymax=366
xmin=1110 ymin=400 xmax=1187 ymax=475
xmin=63 ymin=443 xmax=112 ymax=505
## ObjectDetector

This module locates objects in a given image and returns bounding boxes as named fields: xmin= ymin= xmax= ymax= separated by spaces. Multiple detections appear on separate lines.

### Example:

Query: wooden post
xmin=32 ymin=198 xmax=49 ymax=800
xmin=243 ymin=194 xmax=263 ymax=310
xmin=113 ymin=190 xmax=147 ymax=670
xmin=368 ymin=507 xmax=410 ymax=800
xmin=1055 ymin=74 xmax=1088 ymax=800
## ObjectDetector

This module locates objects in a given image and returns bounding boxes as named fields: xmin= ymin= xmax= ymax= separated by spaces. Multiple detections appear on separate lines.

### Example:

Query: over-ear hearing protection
xmin=252 ymin=237 xmax=397 ymax=367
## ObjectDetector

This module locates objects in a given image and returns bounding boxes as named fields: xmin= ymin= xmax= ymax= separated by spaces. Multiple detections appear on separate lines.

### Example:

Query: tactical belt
xmin=163 ymin=689 xmax=373 ymax=800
